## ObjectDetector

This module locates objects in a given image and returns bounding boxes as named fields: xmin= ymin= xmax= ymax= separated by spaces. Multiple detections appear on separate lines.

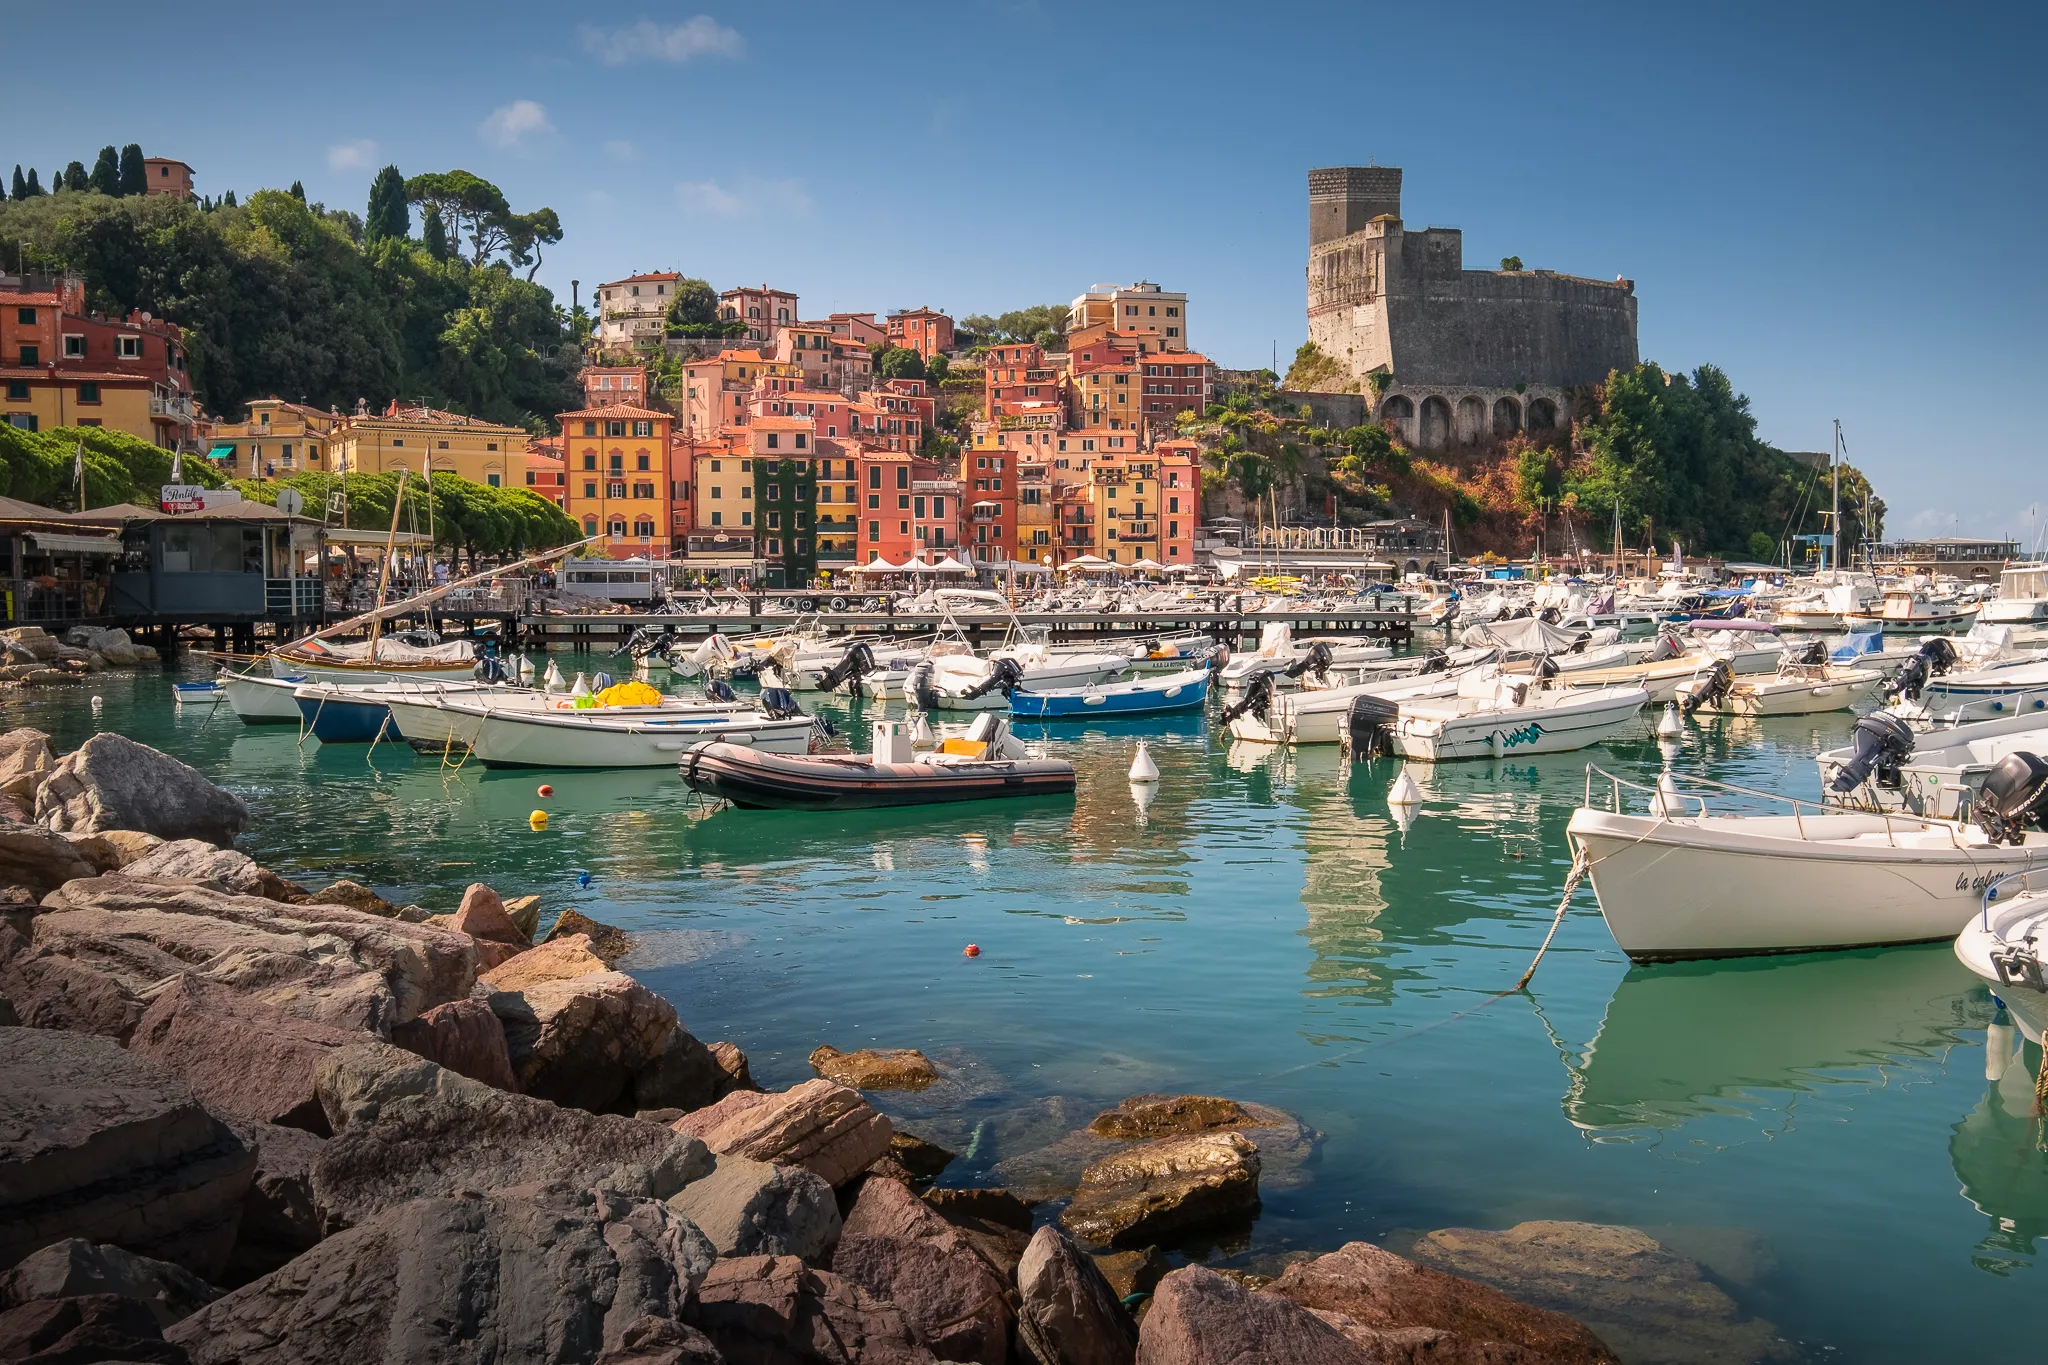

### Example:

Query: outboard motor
xmin=1646 ymin=631 xmax=1683 ymax=663
xmin=907 ymin=660 xmax=941 ymax=713
xmin=1828 ymin=711 xmax=1916 ymax=792
xmin=704 ymin=678 xmax=738 ymax=704
xmin=1343 ymin=694 xmax=1400 ymax=761
xmin=960 ymin=656 xmax=1025 ymax=701
xmin=814 ymin=640 xmax=876 ymax=694
xmin=1681 ymin=660 xmax=1735 ymax=716
xmin=1284 ymin=640 xmax=1334 ymax=683
xmin=1418 ymin=648 xmax=1451 ymax=675
xmin=1886 ymin=637 xmax=1959 ymax=704
xmin=1790 ymin=639 xmax=1827 ymax=667
xmin=759 ymin=687 xmax=803 ymax=720
xmin=1219 ymin=670 xmax=1276 ymax=725
xmin=1977 ymin=752 xmax=2048 ymax=846
xmin=1569 ymin=631 xmax=1593 ymax=654
xmin=472 ymin=653 xmax=509 ymax=683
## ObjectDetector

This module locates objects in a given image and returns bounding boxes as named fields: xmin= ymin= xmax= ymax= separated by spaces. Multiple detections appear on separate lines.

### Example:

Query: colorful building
xmin=1067 ymin=281 xmax=1188 ymax=354
xmin=143 ymin=158 xmax=195 ymax=199
xmin=719 ymin=285 xmax=798 ymax=345
xmin=331 ymin=403 xmax=528 ymax=489
xmin=886 ymin=308 xmax=955 ymax=360
xmin=595 ymin=273 xmax=679 ymax=351
xmin=1 ymin=271 xmax=197 ymax=448
xmin=204 ymin=400 xmax=343 ymax=478
xmin=556 ymin=403 xmax=676 ymax=559
xmin=581 ymin=364 xmax=649 ymax=408
xmin=524 ymin=443 xmax=567 ymax=508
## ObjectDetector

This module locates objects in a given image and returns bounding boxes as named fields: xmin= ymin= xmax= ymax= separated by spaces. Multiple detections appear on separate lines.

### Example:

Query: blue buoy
xmin=576 ymin=871 xmax=593 ymax=887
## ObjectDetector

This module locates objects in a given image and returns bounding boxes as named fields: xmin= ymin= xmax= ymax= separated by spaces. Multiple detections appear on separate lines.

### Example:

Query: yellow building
xmin=1090 ymin=456 xmax=1163 ymax=565
xmin=331 ymin=403 xmax=528 ymax=488
xmin=203 ymin=400 xmax=343 ymax=479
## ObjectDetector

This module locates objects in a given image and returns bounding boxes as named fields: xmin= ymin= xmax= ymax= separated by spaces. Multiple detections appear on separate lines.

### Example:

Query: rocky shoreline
xmin=0 ymin=727 xmax=1797 ymax=1364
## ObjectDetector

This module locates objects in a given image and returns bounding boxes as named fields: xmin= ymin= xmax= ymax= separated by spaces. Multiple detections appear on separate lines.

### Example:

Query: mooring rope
xmin=1514 ymin=843 xmax=1592 ymax=991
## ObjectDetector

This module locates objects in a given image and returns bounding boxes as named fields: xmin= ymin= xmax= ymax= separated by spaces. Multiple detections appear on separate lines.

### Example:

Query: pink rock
xmin=673 ymin=1079 xmax=892 ymax=1187
xmin=390 ymin=997 xmax=518 ymax=1092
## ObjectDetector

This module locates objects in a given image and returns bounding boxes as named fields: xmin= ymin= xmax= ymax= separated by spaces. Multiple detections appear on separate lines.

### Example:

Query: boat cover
xmin=284 ymin=637 xmax=476 ymax=665
xmin=1459 ymin=618 xmax=1585 ymax=654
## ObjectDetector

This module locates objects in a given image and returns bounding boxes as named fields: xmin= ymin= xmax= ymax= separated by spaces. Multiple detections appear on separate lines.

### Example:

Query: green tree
xmin=9 ymin=167 xmax=24 ymax=200
xmin=502 ymin=207 xmax=562 ymax=281
xmin=1282 ymin=340 xmax=1348 ymax=392
xmin=62 ymin=162 xmax=88 ymax=192
xmin=364 ymin=165 xmax=409 ymax=241
xmin=663 ymin=277 xmax=720 ymax=334
xmin=422 ymin=205 xmax=450 ymax=260
xmin=1748 ymin=530 xmax=1779 ymax=563
xmin=221 ymin=189 xmax=236 ymax=208
xmin=876 ymin=347 xmax=925 ymax=382
xmin=1514 ymin=446 xmax=1559 ymax=510
xmin=925 ymin=352 xmax=950 ymax=384
xmin=289 ymin=180 xmax=305 ymax=201
xmin=118 ymin=145 xmax=146 ymax=197
xmin=1500 ymin=256 xmax=1523 ymax=271
xmin=89 ymin=146 xmax=120 ymax=196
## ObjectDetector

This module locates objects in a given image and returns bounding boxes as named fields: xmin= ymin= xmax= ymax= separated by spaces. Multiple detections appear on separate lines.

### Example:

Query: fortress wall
xmin=1385 ymin=270 xmax=1638 ymax=389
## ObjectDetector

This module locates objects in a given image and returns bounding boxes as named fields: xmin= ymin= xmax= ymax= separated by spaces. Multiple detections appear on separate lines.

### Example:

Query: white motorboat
xmin=467 ymin=707 xmax=817 ymax=768
xmin=1979 ymin=563 xmax=2048 ymax=639
xmin=1225 ymin=663 xmax=1464 ymax=746
xmin=1846 ymin=587 xmax=1981 ymax=635
xmin=1553 ymin=648 xmax=1722 ymax=705
xmin=1676 ymin=658 xmax=1881 ymax=717
xmin=1773 ymin=579 xmax=1880 ymax=633
xmin=1956 ymin=880 xmax=2048 ymax=1042
xmin=382 ymin=688 xmax=759 ymax=752
xmin=1216 ymin=623 xmax=1391 ymax=694
xmin=1821 ymin=710 xmax=2048 ymax=821
xmin=1570 ymin=765 xmax=2048 ymax=961
xmin=268 ymin=633 xmax=478 ymax=682
xmin=223 ymin=670 xmax=309 ymax=724
xmin=1389 ymin=674 xmax=1649 ymax=762
xmin=1890 ymin=628 xmax=2048 ymax=724
xmin=905 ymin=643 xmax=1129 ymax=712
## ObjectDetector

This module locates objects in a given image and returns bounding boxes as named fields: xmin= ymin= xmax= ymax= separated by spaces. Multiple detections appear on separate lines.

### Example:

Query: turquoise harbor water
xmin=15 ymin=657 xmax=2048 ymax=1362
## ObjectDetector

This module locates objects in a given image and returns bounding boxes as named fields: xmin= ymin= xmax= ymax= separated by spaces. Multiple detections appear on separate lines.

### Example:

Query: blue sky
xmin=9 ymin=1 xmax=2042 ymax=543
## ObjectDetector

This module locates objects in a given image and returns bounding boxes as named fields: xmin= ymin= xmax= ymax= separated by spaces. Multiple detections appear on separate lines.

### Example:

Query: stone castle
xmin=1305 ymin=166 xmax=1639 ymax=448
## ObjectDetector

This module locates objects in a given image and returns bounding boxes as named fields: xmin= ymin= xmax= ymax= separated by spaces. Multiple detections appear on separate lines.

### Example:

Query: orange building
xmin=719 ymin=285 xmax=798 ymax=345
xmin=886 ymin=308 xmax=954 ymax=360
xmin=581 ymin=364 xmax=649 ymax=408
xmin=1138 ymin=353 xmax=1214 ymax=430
xmin=855 ymin=447 xmax=916 ymax=565
xmin=1 ymin=271 xmax=197 ymax=447
xmin=558 ymin=402 xmax=678 ymax=558
xmin=143 ymin=158 xmax=195 ymax=199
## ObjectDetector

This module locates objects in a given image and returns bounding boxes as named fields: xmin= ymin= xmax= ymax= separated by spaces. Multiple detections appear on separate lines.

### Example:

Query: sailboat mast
xmin=1830 ymin=419 xmax=1841 ymax=575
xmin=367 ymin=469 xmax=409 ymax=653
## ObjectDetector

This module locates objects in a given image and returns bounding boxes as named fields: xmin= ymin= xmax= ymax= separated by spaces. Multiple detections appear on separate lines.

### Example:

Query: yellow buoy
xmin=528 ymin=810 xmax=549 ymax=829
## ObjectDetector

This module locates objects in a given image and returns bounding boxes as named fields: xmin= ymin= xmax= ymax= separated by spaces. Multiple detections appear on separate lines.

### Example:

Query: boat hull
xmin=1695 ymin=669 xmax=1880 ymax=717
xmin=1957 ymin=913 xmax=2048 ymax=1043
xmin=293 ymin=688 xmax=394 ymax=743
xmin=223 ymin=673 xmax=309 ymax=724
xmin=1009 ymin=670 xmax=1210 ymax=719
xmin=681 ymin=741 xmax=1075 ymax=810
xmin=471 ymin=711 xmax=814 ymax=768
xmin=1394 ymin=687 xmax=1647 ymax=762
xmin=1570 ymin=807 xmax=2048 ymax=961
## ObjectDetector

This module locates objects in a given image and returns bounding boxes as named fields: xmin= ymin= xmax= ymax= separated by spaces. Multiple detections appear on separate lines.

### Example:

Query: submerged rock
xmin=1088 ymin=1095 xmax=1256 ymax=1140
xmin=547 ymin=907 xmax=636 ymax=963
xmin=0 ymin=1027 xmax=255 ymax=1280
xmin=665 ymin=1154 xmax=841 ymax=1259
xmin=1018 ymin=1224 xmax=1139 ymax=1365
xmin=1060 ymin=1132 xmax=1261 ymax=1250
xmin=35 ymin=732 xmax=249 ymax=846
xmin=166 ymin=1185 xmax=716 ymax=1365
xmin=998 ymin=1095 xmax=1314 ymax=1204
xmin=1410 ymin=1221 xmax=1799 ymax=1365
xmin=810 ymin=1043 xmax=939 ymax=1091
xmin=673 ymin=1079 xmax=893 ymax=1187
xmin=1268 ymin=1240 xmax=1620 ymax=1364
xmin=307 ymin=880 xmax=404 ymax=919
xmin=488 ymin=969 xmax=676 ymax=1112
xmin=1138 ymin=1265 xmax=1370 ymax=1365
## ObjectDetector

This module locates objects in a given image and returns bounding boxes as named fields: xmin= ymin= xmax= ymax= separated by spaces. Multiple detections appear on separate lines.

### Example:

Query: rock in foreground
xmin=166 ymin=1185 xmax=716 ymax=1365
xmin=692 ymin=1255 xmax=934 ymax=1365
xmin=0 ymin=1027 xmax=254 ymax=1280
xmin=126 ymin=975 xmax=368 ymax=1133
xmin=832 ymin=1176 xmax=1012 ymax=1365
xmin=35 ymin=732 xmax=249 ymax=846
xmin=0 ymin=1293 xmax=190 ymax=1365
xmin=673 ymin=1079 xmax=893 ymax=1187
xmin=0 ymin=1238 xmax=220 ymax=1328
xmin=665 ymin=1155 xmax=841 ymax=1260
xmin=1060 ymin=1132 xmax=1260 ymax=1250
xmin=810 ymin=1043 xmax=939 ymax=1091
xmin=488 ymin=969 xmax=676 ymax=1111
xmin=1138 ymin=1265 xmax=1370 ymax=1365
xmin=1017 ymin=1223 xmax=1138 ymax=1365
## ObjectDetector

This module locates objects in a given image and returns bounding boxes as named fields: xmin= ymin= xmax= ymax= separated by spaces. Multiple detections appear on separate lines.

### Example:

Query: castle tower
xmin=1308 ymin=166 xmax=1402 ymax=248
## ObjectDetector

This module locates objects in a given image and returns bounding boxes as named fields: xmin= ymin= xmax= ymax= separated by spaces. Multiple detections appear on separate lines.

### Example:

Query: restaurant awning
xmin=25 ymin=532 xmax=121 ymax=555
xmin=205 ymin=445 xmax=236 ymax=461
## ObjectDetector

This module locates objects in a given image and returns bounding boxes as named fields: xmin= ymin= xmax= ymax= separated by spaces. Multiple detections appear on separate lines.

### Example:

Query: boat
xmin=680 ymin=715 xmax=1076 ymax=810
xmin=1216 ymin=623 xmax=1391 ymax=695
xmin=1821 ymin=710 xmax=2048 ymax=820
xmin=293 ymin=683 xmax=402 ymax=743
xmin=1009 ymin=666 xmax=1212 ymax=720
xmin=1224 ymin=661 xmax=1462 ymax=746
xmin=1674 ymin=657 xmax=1881 ymax=717
xmin=467 ymin=705 xmax=817 ymax=768
xmin=1382 ymin=671 xmax=1648 ymax=762
xmin=269 ymin=632 xmax=479 ymax=682
xmin=172 ymin=681 xmax=225 ymax=707
xmin=1956 ymin=879 xmax=2048 ymax=1043
xmin=1773 ymin=579 xmax=1881 ymax=632
xmin=222 ymin=670 xmax=310 ymax=724
xmin=1846 ymin=587 xmax=1982 ymax=636
xmin=1888 ymin=629 xmax=2048 ymax=724
xmin=1124 ymin=631 xmax=1222 ymax=674
xmin=381 ymin=684 xmax=759 ymax=753
xmin=905 ymin=643 xmax=1130 ymax=712
xmin=1979 ymin=563 xmax=2048 ymax=638
xmin=1569 ymin=763 xmax=2048 ymax=961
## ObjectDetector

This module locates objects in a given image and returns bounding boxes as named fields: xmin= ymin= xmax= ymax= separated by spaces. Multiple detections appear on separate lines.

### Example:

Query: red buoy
xmin=963 ymin=944 xmax=981 ymax=957
xmin=537 ymin=784 xmax=554 ymax=797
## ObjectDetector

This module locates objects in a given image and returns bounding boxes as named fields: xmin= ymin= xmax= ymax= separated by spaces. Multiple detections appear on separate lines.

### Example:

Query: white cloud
xmin=480 ymin=100 xmax=554 ymax=150
xmin=604 ymin=140 xmax=637 ymax=161
xmin=326 ymin=139 xmax=379 ymax=171
xmin=676 ymin=177 xmax=810 ymax=219
xmin=1904 ymin=506 xmax=1960 ymax=536
xmin=580 ymin=17 xmax=744 ymax=65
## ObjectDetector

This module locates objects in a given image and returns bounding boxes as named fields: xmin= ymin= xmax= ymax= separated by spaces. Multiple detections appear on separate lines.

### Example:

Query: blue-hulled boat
xmin=1008 ymin=666 xmax=1212 ymax=720
xmin=293 ymin=683 xmax=396 ymax=743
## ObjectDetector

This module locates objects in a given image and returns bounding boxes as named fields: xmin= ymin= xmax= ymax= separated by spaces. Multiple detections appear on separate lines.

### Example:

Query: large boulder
xmin=307 ymin=879 xmax=400 ymax=918
xmin=502 ymin=894 xmax=542 ymax=940
xmin=1267 ymin=1240 xmax=1619 ymax=1364
xmin=919 ymin=1188 xmax=1035 ymax=1284
xmin=488 ymin=970 xmax=677 ymax=1112
xmin=1138 ymin=1266 xmax=1372 ymax=1365
xmin=547 ymin=908 xmax=635 ymax=963
xmin=2 ymin=627 xmax=60 ymax=663
xmin=0 ymin=808 xmax=98 ymax=896
xmin=635 ymin=1026 xmax=729 ymax=1113
xmin=446 ymin=882 xmax=530 ymax=971
xmin=0 ymin=1027 xmax=254 ymax=1280
xmin=665 ymin=1155 xmax=840 ymax=1260
xmin=0 ymin=728 xmax=56 ymax=804
xmin=1017 ymin=1224 xmax=1137 ymax=1365
xmin=166 ymin=1185 xmax=716 ymax=1365
xmin=21 ymin=875 xmax=475 ymax=1039
xmin=0 ymin=1292 xmax=190 ymax=1365
xmin=310 ymin=1043 xmax=712 ymax=1231
xmin=217 ymin=1119 xmax=325 ymax=1287
xmin=121 ymin=840 xmax=299 ymax=901
xmin=596 ymin=1316 xmax=725 ymax=1365
xmin=0 ymin=1239 xmax=220 ymax=1329
xmin=1409 ymin=1222 xmax=1798 ymax=1365
xmin=35 ymin=733 xmax=249 ymax=846
xmin=999 ymin=1095 xmax=1314 ymax=1205
xmin=810 ymin=1044 xmax=938 ymax=1091
xmin=1059 ymin=1133 xmax=1260 ymax=1250
xmin=127 ymin=975 xmax=367 ymax=1134
xmin=389 ymin=996 xmax=519 ymax=1091
xmin=481 ymin=932 xmax=610 ymax=991
xmin=1088 ymin=1095 xmax=1261 ymax=1140
xmin=831 ymin=1176 xmax=1012 ymax=1365
xmin=673 ymin=1079 xmax=893 ymax=1187
xmin=691 ymin=1255 xmax=934 ymax=1365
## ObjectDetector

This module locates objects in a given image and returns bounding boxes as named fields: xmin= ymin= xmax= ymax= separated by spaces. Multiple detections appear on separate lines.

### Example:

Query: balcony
xmin=262 ymin=578 xmax=325 ymax=618
xmin=150 ymin=395 xmax=196 ymax=421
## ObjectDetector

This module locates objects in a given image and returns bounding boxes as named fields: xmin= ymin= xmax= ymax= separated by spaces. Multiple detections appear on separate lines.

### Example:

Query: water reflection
xmin=1565 ymin=947 xmax=1984 ymax=1141
xmin=1953 ymin=1018 xmax=2048 ymax=1274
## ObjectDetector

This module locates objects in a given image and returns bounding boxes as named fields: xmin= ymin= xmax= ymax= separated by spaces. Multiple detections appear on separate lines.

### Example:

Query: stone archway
xmin=1526 ymin=397 xmax=1558 ymax=430
xmin=1379 ymin=394 xmax=1416 ymax=444
xmin=1493 ymin=397 xmax=1522 ymax=436
xmin=1455 ymin=396 xmax=1486 ymax=445
xmin=1418 ymin=395 xmax=1452 ymax=450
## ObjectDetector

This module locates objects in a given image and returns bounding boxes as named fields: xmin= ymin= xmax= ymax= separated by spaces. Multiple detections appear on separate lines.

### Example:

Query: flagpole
xmin=74 ymin=440 xmax=86 ymax=513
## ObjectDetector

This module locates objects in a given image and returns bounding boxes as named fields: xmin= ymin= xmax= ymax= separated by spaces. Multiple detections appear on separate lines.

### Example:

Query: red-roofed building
xmin=719 ymin=285 xmax=798 ymax=345
xmin=557 ymin=402 xmax=678 ymax=559
xmin=581 ymin=364 xmax=649 ymax=408
xmin=1 ymin=271 xmax=197 ymax=448
xmin=595 ymin=273 xmax=680 ymax=351
xmin=524 ymin=443 xmax=567 ymax=508
xmin=885 ymin=308 xmax=954 ymax=361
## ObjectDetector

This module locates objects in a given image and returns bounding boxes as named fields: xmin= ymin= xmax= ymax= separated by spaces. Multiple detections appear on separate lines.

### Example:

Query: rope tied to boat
xmin=1513 ymin=842 xmax=1592 ymax=991
xmin=2036 ymin=1038 xmax=2048 ymax=1119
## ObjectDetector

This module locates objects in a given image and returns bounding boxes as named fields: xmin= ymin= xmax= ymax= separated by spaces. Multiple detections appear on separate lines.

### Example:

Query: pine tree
xmin=9 ymin=167 xmax=23 ymax=200
xmin=63 ymin=161 xmax=88 ymax=191
xmin=364 ymin=165 xmax=409 ymax=241
xmin=89 ymin=146 xmax=119 ymax=195
xmin=423 ymin=205 xmax=450 ymax=261
xmin=118 ymin=144 xmax=145 ymax=196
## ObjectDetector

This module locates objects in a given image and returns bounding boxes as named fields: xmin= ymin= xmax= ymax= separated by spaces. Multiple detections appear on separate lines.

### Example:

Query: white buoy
xmin=1650 ymin=771 xmax=1683 ymax=817
xmin=1987 ymin=1017 xmax=2016 ymax=1082
xmin=544 ymin=660 xmax=566 ymax=692
xmin=1389 ymin=800 xmax=1416 ymax=836
xmin=90 ymin=695 xmax=103 ymax=712
xmin=1389 ymin=769 xmax=1422 ymax=807
xmin=1657 ymin=703 xmax=1684 ymax=739
xmin=570 ymin=672 xmax=591 ymax=699
xmin=1128 ymin=742 xmax=1160 ymax=783
xmin=1130 ymin=780 xmax=1157 ymax=816
xmin=516 ymin=655 xmax=536 ymax=684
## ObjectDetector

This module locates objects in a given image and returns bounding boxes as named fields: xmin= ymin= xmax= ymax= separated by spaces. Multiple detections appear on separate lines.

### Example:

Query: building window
xmin=636 ymin=454 xmax=650 ymax=471
xmin=633 ymin=421 xmax=652 ymax=437
xmin=608 ymin=481 xmax=626 ymax=498
xmin=868 ymin=521 xmax=880 ymax=540
xmin=609 ymin=517 xmax=627 ymax=536
xmin=4 ymin=381 xmax=26 ymax=400
xmin=487 ymin=442 xmax=498 ymax=451
xmin=711 ymin=511 xmax=723 ymax=526
xmin=18 ymin=345 xmax=38 ymax=367
xmin=606 ymin=421 xmax=626 ymax=437
xmin=77 ymin=382 xmax=100 ymax=404
xmin=584 ymin=481 xmax=598 ymax=498
xmin=584 ymin=517 xmax=598 ymax=535
xmin=740 ymin=511 xmax=752 ymax=526
xmin=766 ymin=433 xmax=779 ymax=449
xmin=487 ymin=473 xmax=501 ymax=487
xmin=583 ymin=453 xmax=597 ymax=470
xmin=63 ymin=335 xmax=85 ymax=357
xmin=526 ymin=471 xmax=536 ymax=486
xmin=14 ymin=308 xmax=33 ymax=325
xmin=794 ymin=433 xmax=807 ymax=449
xmin=582 ymin=421 xmax=598 ymax=436
xmin=392 ymin=439 xmax=404 ymax=447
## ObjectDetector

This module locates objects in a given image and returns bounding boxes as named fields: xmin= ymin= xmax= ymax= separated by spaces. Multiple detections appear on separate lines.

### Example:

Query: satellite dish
xmin=276 ymin=489 xmax=305 ymax=517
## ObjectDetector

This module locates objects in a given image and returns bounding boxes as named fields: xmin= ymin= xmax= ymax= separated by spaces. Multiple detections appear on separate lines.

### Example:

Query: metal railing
xmin=1581 ymin=761 xmax=1968 ymax=845
xmin=262 ymin=578 xmax=325 ymax=617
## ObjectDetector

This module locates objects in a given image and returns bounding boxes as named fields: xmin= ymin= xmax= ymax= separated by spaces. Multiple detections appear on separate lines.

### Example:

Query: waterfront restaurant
xmin=0 ymin=495 xmax=123 ymax=625
xmin=73 ymin=501 xmax=326 ymax=627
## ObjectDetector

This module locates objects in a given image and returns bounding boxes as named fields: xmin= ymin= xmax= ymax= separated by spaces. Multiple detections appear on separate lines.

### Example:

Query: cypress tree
xmin=25 ymin=168 xmax=43 ymax=196
xmin=423 ymin=205 xmax=450 ymax=261
xmin=364 ymin=165 xmax=409 ymax=241
xmin=63 ymin=161 xmax=88 ymax=191
xmin=9 ymin=167 xmax=23 ymax=200
xmin=118 ymin=144 xmax=145 ymax=196
xmin=223 ymin=189 xmax=237 ymax=207
xmin=289 ymin=180 xmax=305 ymax=201
xmin=89 ymin=146 xmax=119 ymax=195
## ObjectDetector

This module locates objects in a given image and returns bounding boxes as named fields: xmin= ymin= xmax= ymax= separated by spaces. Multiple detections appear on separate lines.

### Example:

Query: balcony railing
xmin=263 ymin=578 xmax=325 ymax=618
xmin=150 ymin=395 xmax=196 ymax=420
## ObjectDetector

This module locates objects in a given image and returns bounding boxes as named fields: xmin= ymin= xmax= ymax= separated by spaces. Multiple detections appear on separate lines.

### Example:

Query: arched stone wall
xmin=1455 ymin=396 xmax=1486 ymax=445
xmin=1526 ymin=397 xmax=1558 ymax=429
xmin=1492 ymin=397 xmax=1521 ymax=436
xmin=1419 ymin=395 xmax=1453 ymax=450
xmin=1379 ymin=394 xmax=1416 ymax=444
